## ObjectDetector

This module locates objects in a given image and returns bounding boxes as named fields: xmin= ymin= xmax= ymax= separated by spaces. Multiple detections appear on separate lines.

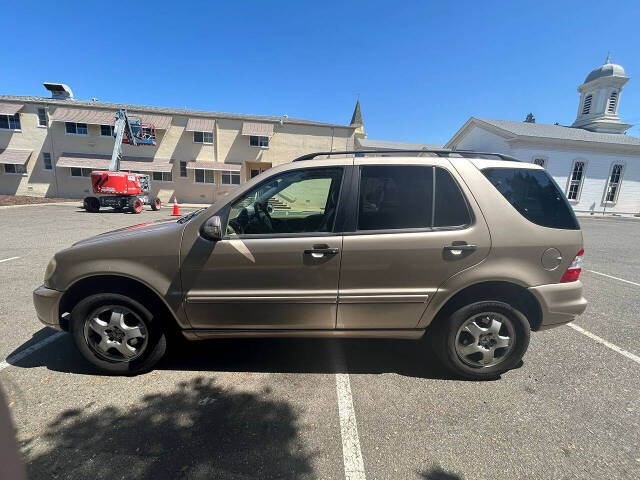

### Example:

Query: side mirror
xmin=201 ymin=215 xmax=223 ymax=241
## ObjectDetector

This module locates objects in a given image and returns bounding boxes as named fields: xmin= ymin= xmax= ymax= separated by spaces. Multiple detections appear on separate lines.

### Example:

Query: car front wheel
xmin=431 ymin=301 xmax=531 ymax=380
xmin=70 ymin=293 xmax=167 ymax=375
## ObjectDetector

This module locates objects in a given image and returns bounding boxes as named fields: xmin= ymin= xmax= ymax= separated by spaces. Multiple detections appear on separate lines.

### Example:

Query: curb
xmin=0 ymin=201 xmax=78 ymax=210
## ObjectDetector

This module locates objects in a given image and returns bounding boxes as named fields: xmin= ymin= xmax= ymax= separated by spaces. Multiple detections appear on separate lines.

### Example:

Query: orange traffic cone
xmin=172 ymin=195 xmax=180 ymax=216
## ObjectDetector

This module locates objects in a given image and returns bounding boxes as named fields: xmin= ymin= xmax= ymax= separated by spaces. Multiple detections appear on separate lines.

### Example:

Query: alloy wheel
xmin=454 ymin=312 xmax=515 ymax=368
xmin=83 ymin=305 xmax=148 ymax=362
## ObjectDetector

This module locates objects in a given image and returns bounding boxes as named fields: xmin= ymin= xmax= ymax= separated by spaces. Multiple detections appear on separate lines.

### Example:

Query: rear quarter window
xmin=482 ymin=167 xmax=580 ymax=230
xmin=434 ymin=167 xmax=471 ymax=228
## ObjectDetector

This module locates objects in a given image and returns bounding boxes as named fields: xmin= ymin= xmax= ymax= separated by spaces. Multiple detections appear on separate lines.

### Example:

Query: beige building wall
xmin=0 ymin=103 xmax=50 ymax=197
xmin=0 ymin=98 xmax=356 ymax=204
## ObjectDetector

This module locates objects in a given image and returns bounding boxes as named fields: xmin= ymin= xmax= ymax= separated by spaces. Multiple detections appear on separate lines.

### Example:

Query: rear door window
xmin=482 ymin=167 xmax=580 ymax=230
xmin=356 ymin=165 xmax=471 ymax=231
xmin=358 ymin=165 xmax=433 ymax=230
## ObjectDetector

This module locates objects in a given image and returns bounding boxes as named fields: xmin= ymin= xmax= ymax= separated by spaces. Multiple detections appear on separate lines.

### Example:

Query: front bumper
xmin=33 ymin=285 xmax=64 ymax=330
xmin=528 ymin=280 xmax=587 ymax=330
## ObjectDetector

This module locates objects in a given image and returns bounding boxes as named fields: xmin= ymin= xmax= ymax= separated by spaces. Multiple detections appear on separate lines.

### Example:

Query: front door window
xmin=227 ymin=167 xmax=343 ymax=236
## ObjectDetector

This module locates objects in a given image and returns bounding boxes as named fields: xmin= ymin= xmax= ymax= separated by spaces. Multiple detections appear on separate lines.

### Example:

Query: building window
xmin=4 ymin=163 xmax=27 ymax=174
xmin=533 ymin=157 xmax=547 ymax=168
xmin=66 ymin=122 xmax=88 ymax=135
xmin=607 ymin=91 xmax=618 ymax=114
xmin=43 ymin=152 xmax=52 ymax=170
xmin=100 ymin=125 xmax=114 ymax=136
xmin=195 ymin=169 xmax=214 ymax=183
xmin=0 ymin=114 xmax=21 ymax=130
xmin=152 ymin=171 xmax=173 ymax=182
xmin=582 ymin=95 xmax=592 ymax=115
xmin=70 ymin=167 xmax=92 ymax=177
xmin=221 ymin=172 xmax=240 ymax=185
xmin=37 ymin=108 xmax=48 ymax=127
xmin=250 ymin=136 xmax=269 ymax=148
xmin=193 ymin=131 xmax=213 ymax=144
xmin=567 ymin=160 xmax=586 ymax=201
xmin=180 ymin=161 xmax=188 ymax=177
xmin=604 ymin=163 xmax=624 ymax=203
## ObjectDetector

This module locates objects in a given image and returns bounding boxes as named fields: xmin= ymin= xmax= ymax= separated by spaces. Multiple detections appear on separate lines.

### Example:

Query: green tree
xmin=524 ymin=112 xmax=536 ymax=123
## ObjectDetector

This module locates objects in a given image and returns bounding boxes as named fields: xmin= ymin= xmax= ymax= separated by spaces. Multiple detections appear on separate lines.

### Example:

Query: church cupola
xmin=572 ymin=54 xmax=631 ymax=134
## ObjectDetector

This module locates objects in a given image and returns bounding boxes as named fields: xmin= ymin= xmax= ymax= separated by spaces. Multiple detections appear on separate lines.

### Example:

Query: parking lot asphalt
xmin=0 ymin=203 xmax=638 ymax=480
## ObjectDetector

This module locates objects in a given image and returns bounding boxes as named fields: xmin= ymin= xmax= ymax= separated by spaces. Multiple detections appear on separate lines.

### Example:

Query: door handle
xmin=443 ymin=244 xmax=477 ymax=255
xmin=304 ymin=246 xmax=339 ymax=256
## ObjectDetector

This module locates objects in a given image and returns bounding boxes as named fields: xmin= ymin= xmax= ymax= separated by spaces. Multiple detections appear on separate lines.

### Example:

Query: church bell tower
xmin=572 ymin=54 xmax=631 ymax=134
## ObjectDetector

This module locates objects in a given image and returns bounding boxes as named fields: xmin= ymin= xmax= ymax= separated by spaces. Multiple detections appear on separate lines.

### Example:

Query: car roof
xmin=466 ymin=158 xmax=542 ymax=170
xmin=286 ymin=154 xmax=540 ymax=171
xmin=291 ymin=149 xmax=521 ymax=163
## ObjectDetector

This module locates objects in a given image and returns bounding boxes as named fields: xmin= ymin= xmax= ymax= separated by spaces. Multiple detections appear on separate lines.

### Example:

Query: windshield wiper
xmin=177 ymin=208 xmax=206 ymax=224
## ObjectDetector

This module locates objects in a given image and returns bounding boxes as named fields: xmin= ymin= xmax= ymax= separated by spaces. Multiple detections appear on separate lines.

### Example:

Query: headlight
xmin=44 ymin=257 xmax=57 ymax=284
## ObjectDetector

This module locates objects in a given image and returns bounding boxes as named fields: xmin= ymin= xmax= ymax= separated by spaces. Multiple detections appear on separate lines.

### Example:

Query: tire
xmin=430 ymin=301 xmax=530 ymax=380
xmin=70 ymin=293 xmax=167 ymax=375
xmin=129 ymin=197 xmax=143 ymax=214
xmin=84 ymin=196 xmax=100 ymax=213
xmin=150 ymin=197 xmax=162 ymax=211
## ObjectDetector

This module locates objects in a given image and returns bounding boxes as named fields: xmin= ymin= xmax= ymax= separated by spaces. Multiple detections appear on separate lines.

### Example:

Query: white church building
xmin=446 ymin=56 xmax=640 ymax=215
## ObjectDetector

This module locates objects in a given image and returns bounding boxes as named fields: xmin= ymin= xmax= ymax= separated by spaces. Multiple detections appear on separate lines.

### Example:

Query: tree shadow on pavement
xmin=420 ymin=466 xmax=463 ymax=479
xmin=9 ymin=329 xmax=456 ymax=380
xmin=21 ymin=376 xmax=315 ymax=480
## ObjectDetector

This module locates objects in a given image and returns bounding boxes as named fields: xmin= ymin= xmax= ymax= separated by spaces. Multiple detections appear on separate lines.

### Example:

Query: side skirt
xmin=181 ymin=329 xmax=425 ymax=340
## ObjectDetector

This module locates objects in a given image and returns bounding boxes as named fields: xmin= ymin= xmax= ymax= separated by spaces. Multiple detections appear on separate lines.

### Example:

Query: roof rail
xmin=291 ymin=149 xmax=520 ymax=162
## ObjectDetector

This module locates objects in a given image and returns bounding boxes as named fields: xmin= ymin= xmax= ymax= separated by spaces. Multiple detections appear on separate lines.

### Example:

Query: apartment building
xmin=0 ymin=83 xmax=358 ymax=203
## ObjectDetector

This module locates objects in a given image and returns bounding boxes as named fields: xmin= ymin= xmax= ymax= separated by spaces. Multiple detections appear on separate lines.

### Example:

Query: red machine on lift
xmin=83 ymin=109 xmax=161 ymax=213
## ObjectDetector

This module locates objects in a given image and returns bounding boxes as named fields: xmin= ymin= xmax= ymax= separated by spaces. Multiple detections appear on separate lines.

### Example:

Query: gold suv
xmin=33 ymin=150 xmax=587 ymax=379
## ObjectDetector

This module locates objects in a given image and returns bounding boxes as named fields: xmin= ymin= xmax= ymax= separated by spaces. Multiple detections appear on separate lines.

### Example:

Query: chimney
xmin=43 ymin=82 xmax=74 ymax=100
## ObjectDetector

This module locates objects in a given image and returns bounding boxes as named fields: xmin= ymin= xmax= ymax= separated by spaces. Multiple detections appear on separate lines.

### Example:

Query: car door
xmin=182 ymin=165 xmax=347 ymax=330
xmin=337 ymin=158 xmax=491 ymax=329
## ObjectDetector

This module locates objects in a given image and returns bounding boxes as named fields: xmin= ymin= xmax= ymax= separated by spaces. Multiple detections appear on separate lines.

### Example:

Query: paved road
xmin=0 ymin=204 xmax=638 ymax=479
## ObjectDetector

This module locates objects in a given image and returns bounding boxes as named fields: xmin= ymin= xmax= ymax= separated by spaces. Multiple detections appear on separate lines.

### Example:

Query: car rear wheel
xmin=430 ymin=301 xmax=530 ymax=380
xmin=70 ymin=293 xmax=167 ymax=375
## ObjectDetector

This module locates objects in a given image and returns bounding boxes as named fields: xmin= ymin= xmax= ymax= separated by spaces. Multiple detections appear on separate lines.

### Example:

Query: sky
xmin=3 ymin=1 xmax=640 ymax=146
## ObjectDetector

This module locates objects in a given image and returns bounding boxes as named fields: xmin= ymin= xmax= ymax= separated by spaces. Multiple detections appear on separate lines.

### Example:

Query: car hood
xmin=72 ymin=218 xmax=183 ymax=247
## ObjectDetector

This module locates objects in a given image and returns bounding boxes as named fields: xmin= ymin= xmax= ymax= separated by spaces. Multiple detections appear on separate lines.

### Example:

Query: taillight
xmin=560 ymin=248 xmax=584 ymax=283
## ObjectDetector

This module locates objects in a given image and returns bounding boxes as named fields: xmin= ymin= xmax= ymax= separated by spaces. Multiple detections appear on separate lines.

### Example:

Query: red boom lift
xmin=83 ymin=109 xmax=162 ymax=213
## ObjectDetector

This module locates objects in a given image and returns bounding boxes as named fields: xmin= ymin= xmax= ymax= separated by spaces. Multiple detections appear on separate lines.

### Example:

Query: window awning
xmin=185 ymin=117 xmax=215 ymax=132
xmin=0 ymin=103 xmax=24 ymax=116
xmin=186 ymin=161 xmax=241 ymax=171
xmin=50 ymin=108 xmax=172 ymax=130
xmin=0 ymin=148 xmax=31 ymax=165
xmin=57 ymin=153 xmax=173 ymax=172
xmin=241 ymin=122 xmax=274 ymax=137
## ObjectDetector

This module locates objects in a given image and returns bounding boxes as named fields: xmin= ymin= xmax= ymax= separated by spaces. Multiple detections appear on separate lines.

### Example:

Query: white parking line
xmin=336 ymin=372 xmax=366 ymax=480
xmin=0 ymin=332 xmax=65 ymax=372
xmin=0 ymin=256 xmax=20 ymax=264
xmin=567 ymin=323 xmax=640 ymax=365
xmin=585 ymin=269 xmax=640 ymax=287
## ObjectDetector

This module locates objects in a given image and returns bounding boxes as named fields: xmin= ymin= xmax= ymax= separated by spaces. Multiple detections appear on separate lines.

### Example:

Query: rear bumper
xmin=33 ymin=285 xmax=64 ymax=331
xmin=528 ymin=281 xmax=587 ymax=330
